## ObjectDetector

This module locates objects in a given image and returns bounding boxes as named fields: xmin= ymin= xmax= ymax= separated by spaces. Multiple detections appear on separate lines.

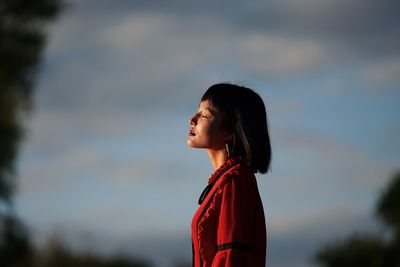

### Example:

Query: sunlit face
xmin=187 ymin=100 xmax=230 ymax=150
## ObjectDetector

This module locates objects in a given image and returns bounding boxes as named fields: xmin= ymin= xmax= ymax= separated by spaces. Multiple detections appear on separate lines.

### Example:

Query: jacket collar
xmin=208 ymin=155 xmax=245 ymax=184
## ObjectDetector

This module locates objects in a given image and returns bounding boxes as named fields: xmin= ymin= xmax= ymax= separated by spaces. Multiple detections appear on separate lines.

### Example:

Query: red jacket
xmin=191 ymin=156 xmax=267 ymax=267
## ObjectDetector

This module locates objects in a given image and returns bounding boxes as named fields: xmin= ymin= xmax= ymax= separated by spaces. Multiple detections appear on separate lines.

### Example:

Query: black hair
xmin=201 ymin=83 xmax=272 ymax=174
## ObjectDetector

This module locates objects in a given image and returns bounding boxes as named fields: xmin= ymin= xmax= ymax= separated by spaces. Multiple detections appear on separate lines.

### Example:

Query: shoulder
xmin=218 ymin=163 xmax=257 ymax=194
xmin=221 ymin=163 xmax=255 ymax=183
xmin=215 ymin=164 xmax=261 ymax=217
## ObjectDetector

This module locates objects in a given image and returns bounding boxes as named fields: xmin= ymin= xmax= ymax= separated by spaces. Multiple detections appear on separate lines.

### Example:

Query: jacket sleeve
xmin=211 ymin=175 xmax=258 ymax=267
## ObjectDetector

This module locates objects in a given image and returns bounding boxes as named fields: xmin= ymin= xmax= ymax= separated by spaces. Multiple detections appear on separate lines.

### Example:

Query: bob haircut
xmin=201 ymin=83 xmax=272 ymax=174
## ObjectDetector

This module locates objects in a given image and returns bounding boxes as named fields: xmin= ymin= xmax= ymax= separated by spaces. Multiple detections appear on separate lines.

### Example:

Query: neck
xmin=207 ymin=148 xmax=229 ymax=170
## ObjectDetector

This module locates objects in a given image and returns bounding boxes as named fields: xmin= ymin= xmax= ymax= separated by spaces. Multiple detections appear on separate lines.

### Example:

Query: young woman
xmin=187 ymin=83 xmax=272 ymax=267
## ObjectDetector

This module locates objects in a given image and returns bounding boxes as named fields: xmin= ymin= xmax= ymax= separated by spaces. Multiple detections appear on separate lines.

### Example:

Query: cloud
xmin=37 ymin=0 xmax=400 ymax=121
xmin=39 ymin=9 xmax=236 ymax=114
xmin=263 ymin=125 xmax=397 ymax=234
xmin=274 ymin=126 xmax=395 ymax=188
xmin=72 ymin=0 xmax=400 ymax=58
xmin=234 ymin=0 xmax=400 ymax=59
xmin=237 ymin=34 xmax=328 ymax=77
xmin=18 ymin=132 xmax=172 ymax=196
xmin=361 ymin=57 xmax=400 ymax=90
xmin=101 ymin=13 xmax=172 ymax=52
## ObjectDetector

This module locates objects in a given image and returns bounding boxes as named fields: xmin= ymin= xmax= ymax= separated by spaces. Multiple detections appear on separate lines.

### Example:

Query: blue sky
xmin=13 ymin=0 xmax=400 ymax=266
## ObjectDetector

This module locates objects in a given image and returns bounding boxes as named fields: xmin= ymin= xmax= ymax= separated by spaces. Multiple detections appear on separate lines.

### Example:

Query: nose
xmin=189 ymin=114 xmax=197 ymax=125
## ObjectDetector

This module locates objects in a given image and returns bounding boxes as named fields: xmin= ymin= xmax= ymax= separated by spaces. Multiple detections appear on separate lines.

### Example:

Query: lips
xmin=189 ymin=128 xmax=196 ymax=136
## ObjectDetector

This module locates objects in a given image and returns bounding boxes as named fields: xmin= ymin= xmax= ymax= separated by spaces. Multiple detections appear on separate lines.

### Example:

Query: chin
xmin=187 ymin=139 xmax=195 ymax=147
xmin=187 ymin=139 xmax=202 ymax=148
xmin=187 ymin=143 xmax=199 ymax=148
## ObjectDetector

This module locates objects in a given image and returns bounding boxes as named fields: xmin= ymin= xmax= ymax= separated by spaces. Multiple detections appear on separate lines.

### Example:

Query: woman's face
xmin=187 ymin=100 xmax=229 ymax=150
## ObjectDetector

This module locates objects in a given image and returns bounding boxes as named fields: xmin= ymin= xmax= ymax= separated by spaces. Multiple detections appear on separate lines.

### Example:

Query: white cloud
xmin=273 ymin=127 xmax=394 ymax=190
xmin=39 ymin=10 xmax=240 ymax=113
xmin=101 ymin=12 xmax=172 ymax=52
xmin=237 ymin=34 xmax=328 ymax=77
xmin=272 ymin=0 xmax=339 ymax=17
xmin=361 ymin=57 xmax=400 ymax=90
xmin=262 ymin=125 xmax=396 ymax=238
xmin=18 ymin=138 xmax=165 ymax=196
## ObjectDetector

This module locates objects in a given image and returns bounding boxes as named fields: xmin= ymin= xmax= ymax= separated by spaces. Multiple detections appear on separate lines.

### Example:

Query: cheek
xmin=206 ymin=121 xmax=226 ymax=142
xmin=207 ymin=123 xmax=218 ymax=135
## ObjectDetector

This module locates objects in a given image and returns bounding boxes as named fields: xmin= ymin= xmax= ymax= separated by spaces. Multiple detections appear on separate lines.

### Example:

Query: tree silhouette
xmin=35 ymin=236 xmax=154 ymax=267
xmin=0 ymin=213 xmax=33 ymax=266
xmin=315 ymin=234 xmax=385 ymax=267
xmin=0 ymin=0 xmax=62 ymax=203
xmin=376 ymin=172 xmax=400 ymax=267
xmin=377 ymin=172 xmax=400 ymax=237
xmin=1 ymin=2 xmax=155 ymax=266
xmin=0 ymin=0 xmax=62 ymax=266
xmin=315 ymin=171 xmax=400 ymax=267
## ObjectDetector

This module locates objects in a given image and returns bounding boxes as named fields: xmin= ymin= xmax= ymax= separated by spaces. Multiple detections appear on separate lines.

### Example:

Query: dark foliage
xmin=376 ymin=172 xmax=400 ymax=236
xmin=0 ymin=2 xmax=156 ymax=266
xmin=315 ymin=170 xmax=400 ymax=267
xmin=0 ymin=213 xmax=33 ymax=267
xmin=35 ymin=238 xmax=153 ymax=267
xmin=0 ymin=0 xmax=62 ymax=203
xmin=315 ymin=234 xmax=385 ymax=267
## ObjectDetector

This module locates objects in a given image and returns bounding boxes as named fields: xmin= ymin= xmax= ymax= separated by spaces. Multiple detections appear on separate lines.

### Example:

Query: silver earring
xmin=225 ymin=143 xmax=230 ymax=157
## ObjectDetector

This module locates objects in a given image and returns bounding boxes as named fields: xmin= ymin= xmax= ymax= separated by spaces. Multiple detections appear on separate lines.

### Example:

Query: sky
xmin=13 ymin=0 xmax=400 ymax=267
